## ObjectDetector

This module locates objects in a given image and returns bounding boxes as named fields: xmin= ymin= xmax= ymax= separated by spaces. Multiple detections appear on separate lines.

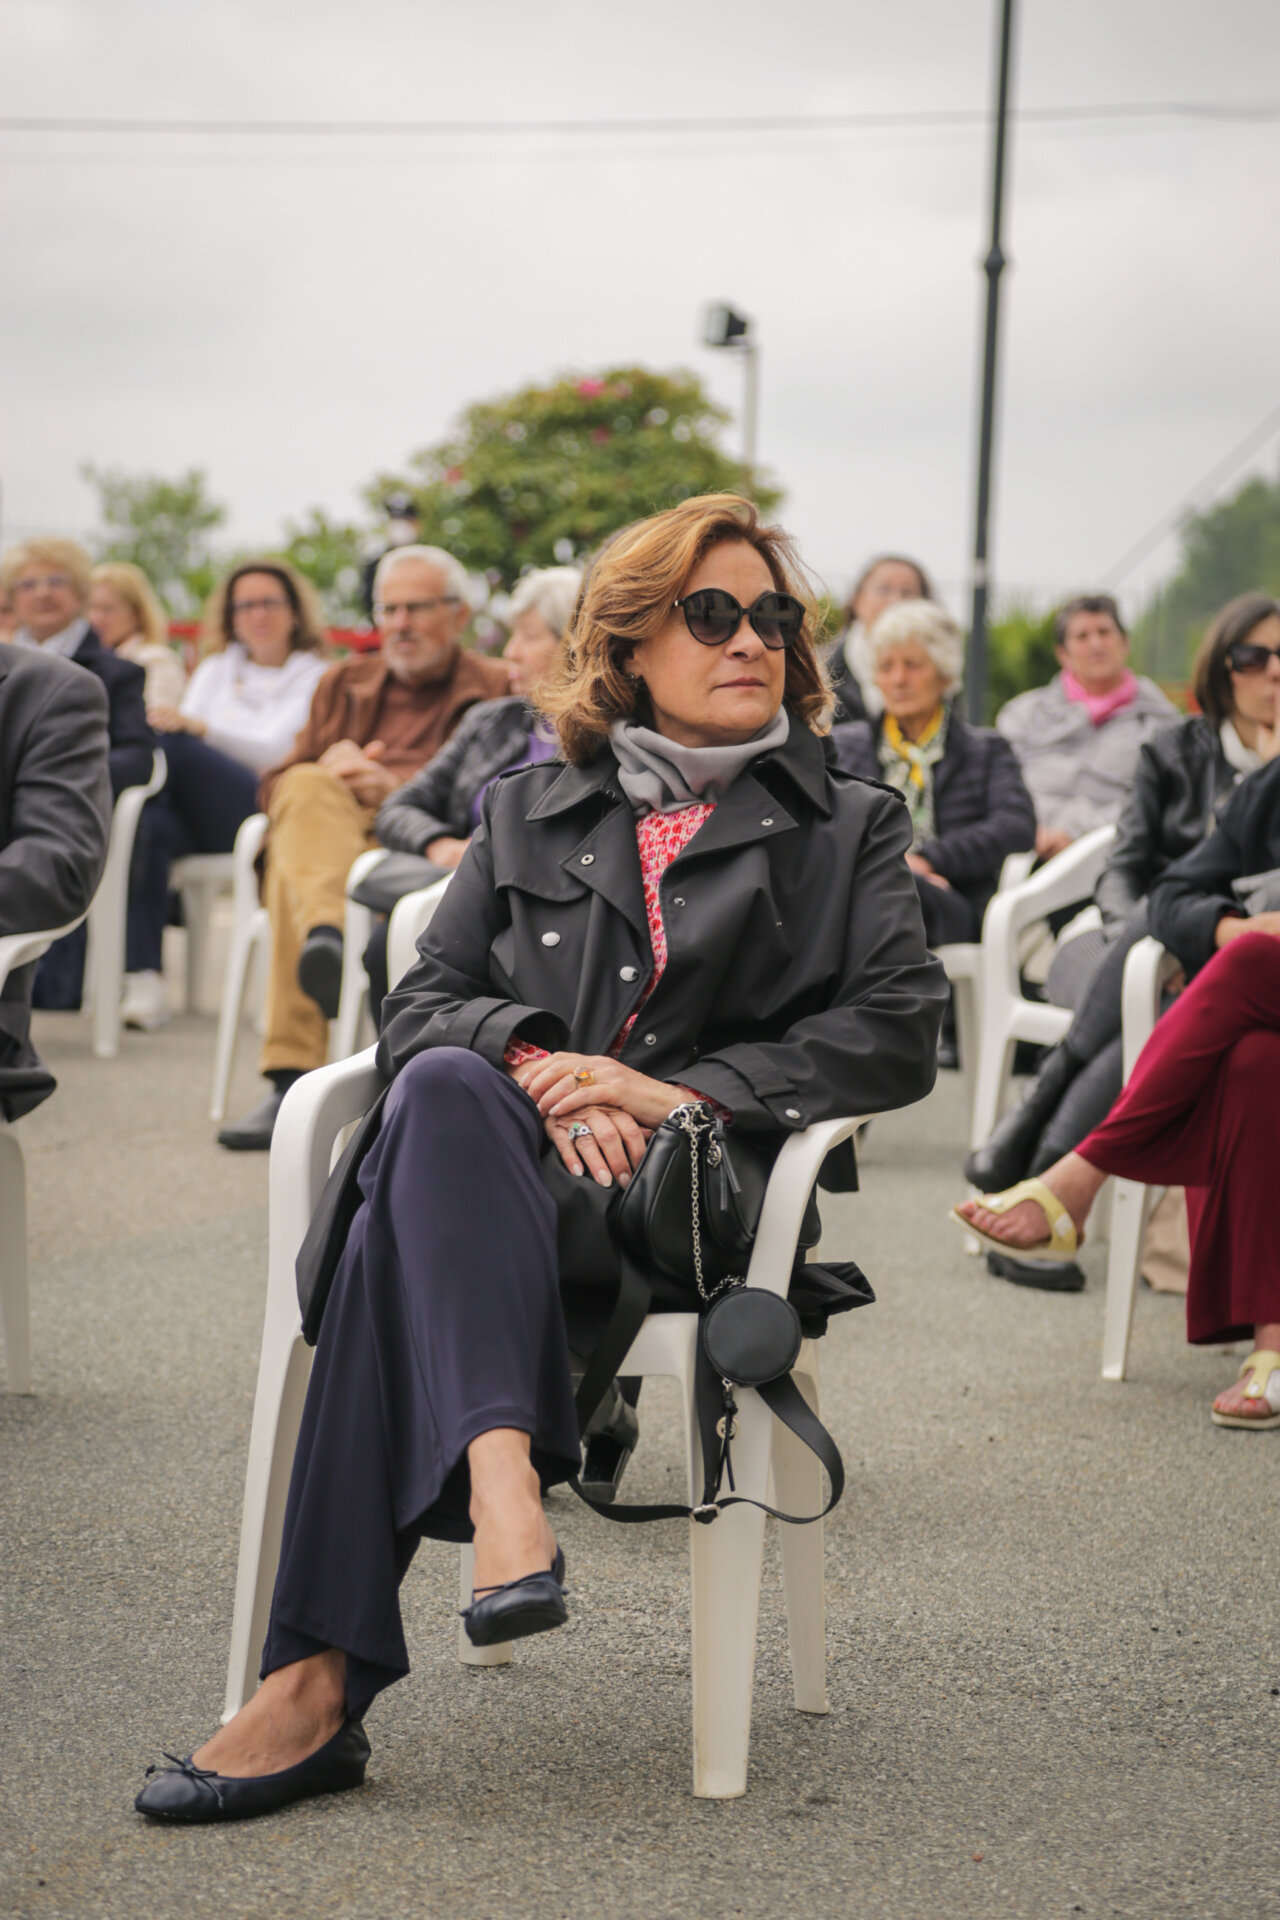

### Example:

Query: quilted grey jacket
xmin=996 ymin=672 xmax=1177 ymax=838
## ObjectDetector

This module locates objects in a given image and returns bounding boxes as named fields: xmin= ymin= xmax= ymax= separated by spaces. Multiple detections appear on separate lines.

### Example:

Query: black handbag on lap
xmin=572 ymin=1103 xmax=862 ymax=1528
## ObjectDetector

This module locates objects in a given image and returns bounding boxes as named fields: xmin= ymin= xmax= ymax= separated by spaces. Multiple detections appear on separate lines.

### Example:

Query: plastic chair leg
xmin=178 ymin=880 xmax=216 ymax=1015
xmin=1101 ymin=1177 xmax=1155 ymax=1382
xmin=87 ymin=882 xmax=126 ymax=1059
xmin=969 ymin=1030 xmax=1015 ymax=1153
xmin=211 ymin=913 xmax=267 ymax=1122
xmin=772 ymin=1352 xmax=827 ymax=1715
xmin=0 ymin=1128 xmax=31 ymax=1393
xmin=222 ymin=1319 xmax=314 ymax=1719
xmin=456 ymin=1544 xmax=513 ymax=1667
xmin=690 ymin=1383 xmax=771 ymax=1798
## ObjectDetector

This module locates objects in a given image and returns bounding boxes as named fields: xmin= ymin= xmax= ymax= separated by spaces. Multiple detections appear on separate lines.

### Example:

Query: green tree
xmin=1132 ymin=468 xmax=1280 ymax=681
xmin=280 ymin=507 xmax=367 ymax=624
xmin=981 ymin=602 xmax=1060 ymax=724
xmin=81 ymin=464 xmax=227 ymax=616
xmin=365 ymin=366 xmax=781 ymax=589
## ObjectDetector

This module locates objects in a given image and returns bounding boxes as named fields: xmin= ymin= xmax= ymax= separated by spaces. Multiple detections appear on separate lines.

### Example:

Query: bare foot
xmin=955 ymin=1152 xmax=1105 ymax=1250
xmin=190 ymin=1650 xmax=346 ymax=1779
xmin=468 ymin=1428 xmax=558 ymax=1595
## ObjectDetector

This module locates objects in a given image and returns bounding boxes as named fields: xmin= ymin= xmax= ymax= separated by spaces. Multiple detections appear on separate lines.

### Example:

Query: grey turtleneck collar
xmin=608 ymin=708 xmax=791 ymax=815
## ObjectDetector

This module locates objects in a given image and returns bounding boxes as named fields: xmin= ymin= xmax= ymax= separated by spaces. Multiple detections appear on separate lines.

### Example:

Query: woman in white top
xmin=89 ymin=562 xmax=188 ymax=710
xmin=126 ymin=560 xmax=329 ymax=1030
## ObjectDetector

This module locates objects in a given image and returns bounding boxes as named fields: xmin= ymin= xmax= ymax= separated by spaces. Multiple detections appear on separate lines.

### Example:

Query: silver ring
xmin=568 ymin=1122 xmax=593 ymax=1140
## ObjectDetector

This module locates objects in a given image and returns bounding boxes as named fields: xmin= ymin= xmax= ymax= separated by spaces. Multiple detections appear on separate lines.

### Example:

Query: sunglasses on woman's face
xmin=673 ymin=588 xmax=805 ymax=651
xmin=1226 ymin=640 xmax=1280 ymax=675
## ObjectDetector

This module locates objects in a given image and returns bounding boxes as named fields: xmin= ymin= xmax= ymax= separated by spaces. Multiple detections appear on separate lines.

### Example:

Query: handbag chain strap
xmin=668 ymin=1101 xmax=743 ymax=1307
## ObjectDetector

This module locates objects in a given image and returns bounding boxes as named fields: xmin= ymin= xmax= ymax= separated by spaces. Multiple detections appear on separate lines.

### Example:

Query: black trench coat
xmin=298 ymin=720 xmax=948 ymax=1342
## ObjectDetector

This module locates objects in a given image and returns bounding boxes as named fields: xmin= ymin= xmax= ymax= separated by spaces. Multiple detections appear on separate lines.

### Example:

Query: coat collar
xmin=525 ymin=713 xmax=832 ymax=823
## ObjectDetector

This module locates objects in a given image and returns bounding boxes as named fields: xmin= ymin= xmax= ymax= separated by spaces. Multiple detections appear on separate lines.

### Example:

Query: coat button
xmin=541 ymin=931 xmax=561 ymax=947
xmin=580 ymin=853 xmax=595 ymax=865
xmin=619 ymin=965 xmax=639 ymax=981
xmin=785 ymin=1107 xmax=801 ymax=1120
xmin=672 ymin=896 xmax=685 ymax=907
xmin=643 ymin=1033 xmax=657 ymax=1046
xmin=761 ymin=817 xmax=774 ymax=826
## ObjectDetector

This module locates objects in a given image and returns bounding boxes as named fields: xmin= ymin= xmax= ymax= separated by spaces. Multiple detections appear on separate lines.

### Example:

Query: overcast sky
xmin=2 ymin=0 xmax=1278 ymax=617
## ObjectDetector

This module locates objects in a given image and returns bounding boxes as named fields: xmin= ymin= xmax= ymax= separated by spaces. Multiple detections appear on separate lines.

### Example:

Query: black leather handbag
xmin=572 ymin=1103 xmax=846 ymax=1528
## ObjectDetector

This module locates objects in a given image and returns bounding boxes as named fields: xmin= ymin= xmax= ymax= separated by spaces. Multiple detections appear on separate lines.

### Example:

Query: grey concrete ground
xmin=2 ymin=1008 xmax=1277 ymax=1920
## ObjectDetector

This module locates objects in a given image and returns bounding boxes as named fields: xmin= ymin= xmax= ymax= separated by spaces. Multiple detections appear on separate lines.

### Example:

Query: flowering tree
xmin=364 ymin=367 xmax=781 ymax=589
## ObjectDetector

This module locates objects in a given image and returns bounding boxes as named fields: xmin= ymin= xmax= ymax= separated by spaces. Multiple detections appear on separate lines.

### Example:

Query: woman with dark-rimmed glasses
xmin=135 ymin=493 xmax=947 ymax=1824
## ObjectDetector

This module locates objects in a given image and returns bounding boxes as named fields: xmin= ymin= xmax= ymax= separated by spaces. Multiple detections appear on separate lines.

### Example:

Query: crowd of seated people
xmin=216 ymin=543 xmax=509 ymax=1151
xmin=965 ymin=590 xmax=1280 ymax=1288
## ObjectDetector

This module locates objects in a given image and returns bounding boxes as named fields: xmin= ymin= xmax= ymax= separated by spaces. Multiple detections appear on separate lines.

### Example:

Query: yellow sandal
xmin=949 ymin=1177 xmax=1082 ymax=1265
xmin=1211 ymin=1349 xmax=1280 ymax=1430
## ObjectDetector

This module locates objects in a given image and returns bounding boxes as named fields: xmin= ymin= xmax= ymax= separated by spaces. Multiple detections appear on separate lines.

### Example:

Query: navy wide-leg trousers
xmin=261 ymin=1048 xmax=583 ymax=1717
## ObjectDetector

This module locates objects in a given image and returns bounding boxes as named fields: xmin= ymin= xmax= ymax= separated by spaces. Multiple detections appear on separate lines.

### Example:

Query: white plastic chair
xmin=967 ymin=825 xmax=1118 ymax=1152
xmin=386 ymin=876 xmax=453 ymax=993
xmin=934 ymin=850 xmax=1050 ymax=1123
xmin=1100 ymin=935 xmax=1177 ymax=1381
xmin=0 ymin=917 xmax=87 ymax=1390
xmin=330 ymin=850 xmax=388 ymax=1063
xmin=209 ymin=813 xmax=270 ymax=1121
xmin=222 ymin=1050 xmax=865 ymax=1797
xmin=169 ymin=851 xmax=236 ymax=1015
xmin=81 ymin=751 xmax=168 ymax=1059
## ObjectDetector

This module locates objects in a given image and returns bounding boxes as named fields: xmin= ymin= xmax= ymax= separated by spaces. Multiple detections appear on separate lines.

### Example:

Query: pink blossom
xmin=576 ymin=378 xmax=606 ymax=398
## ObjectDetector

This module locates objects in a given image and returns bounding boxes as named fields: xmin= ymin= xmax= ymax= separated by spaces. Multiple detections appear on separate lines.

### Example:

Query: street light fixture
xmin=700 ymin=302 xmax=760 ymax=474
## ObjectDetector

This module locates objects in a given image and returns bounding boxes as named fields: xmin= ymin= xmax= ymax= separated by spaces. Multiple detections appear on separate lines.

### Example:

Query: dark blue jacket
xmin=71 ymin=628 xmax=154 ymax=796
xmin=830 ymin=707 xmax=1036 ymax=924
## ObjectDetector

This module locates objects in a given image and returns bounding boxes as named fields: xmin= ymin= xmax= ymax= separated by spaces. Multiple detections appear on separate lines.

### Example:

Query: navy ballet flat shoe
xmin=134 ymin=1717 xmax=370 ymax=1824
xmin=462 ymin=1545 xmax=567 ymax=1648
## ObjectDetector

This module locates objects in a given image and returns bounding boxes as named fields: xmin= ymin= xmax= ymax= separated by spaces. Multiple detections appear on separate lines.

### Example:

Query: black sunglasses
xmin=1226 ymin=639 xmax=1280 ymax=675
xmin=673 ymin=588 xmax=805 ymax=651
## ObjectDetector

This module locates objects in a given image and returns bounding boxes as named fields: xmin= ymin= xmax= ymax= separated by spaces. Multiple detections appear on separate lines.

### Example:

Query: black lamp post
xmin=966 ymin=0 xmax=1018 ymax=724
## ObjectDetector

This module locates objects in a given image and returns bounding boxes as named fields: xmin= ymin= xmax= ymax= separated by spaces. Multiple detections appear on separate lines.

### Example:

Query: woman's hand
xmin=148 ymin=704 xmax=203 ymax=736
xmin=424 ymin=835 xmax=471 ymax=871
xmin=1035 ymin=825 xmax=1073 ymax=860
xmin=516 ymin=1051 xmax=689 ymax=1130
xmin=1216 ymin=910 xmax=1280 ymax=947
xmin=905 ymin=852 xmax=952 ymax=889
xmin=545 ymin=1102 xmax=650 ymax=1187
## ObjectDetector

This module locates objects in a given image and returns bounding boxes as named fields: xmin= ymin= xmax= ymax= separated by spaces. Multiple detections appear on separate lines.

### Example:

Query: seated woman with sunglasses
xmin=135 ymin=494 xmax=947 ymax=1823
xmin=961 ymin=593 xmax=1280 ymax=1288
xmin=954 ymin=742 xmax=1280 ymax=1428
xmin=829 ymin=599 xmax=1036 ymax=948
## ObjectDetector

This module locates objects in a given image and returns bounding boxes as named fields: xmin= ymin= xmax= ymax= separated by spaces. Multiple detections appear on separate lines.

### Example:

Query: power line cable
xmin=1 ymin=100 xmax=1279 ymax=138
xmin=1101 ymin=402 xmax=1280 ymax=584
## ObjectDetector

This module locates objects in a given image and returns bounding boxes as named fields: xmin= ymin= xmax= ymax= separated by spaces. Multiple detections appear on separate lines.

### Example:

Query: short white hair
xmin=373 ymin=542 xmax=470 ymax=606
xmin=867 ymin=598 xmax=965 ymax=690
xmin=508 ymin=565 xmax=583 ymax=640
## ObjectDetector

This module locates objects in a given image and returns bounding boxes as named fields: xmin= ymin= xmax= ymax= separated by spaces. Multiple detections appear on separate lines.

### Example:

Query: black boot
xmin=963 ymin=1042 xmax=1082 ymax=1191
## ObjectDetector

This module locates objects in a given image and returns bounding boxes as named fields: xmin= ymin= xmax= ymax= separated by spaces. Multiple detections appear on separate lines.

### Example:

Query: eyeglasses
xmin=673 ymin=588 xmax=805 ymax=651
xmin=230 ymin=596 xmax=290 ymax=616
xmin=1226 ymin=640 xmax=1280 ymax=675
xmin=14 ymin=574 xmax=76 ymax=595
xmin=374 ymin=596 xmax=461 ymax=620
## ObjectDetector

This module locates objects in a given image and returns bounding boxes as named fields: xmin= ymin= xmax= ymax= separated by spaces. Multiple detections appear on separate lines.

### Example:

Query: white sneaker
xmin=121 ymin=970 xmax=170 ymax=1031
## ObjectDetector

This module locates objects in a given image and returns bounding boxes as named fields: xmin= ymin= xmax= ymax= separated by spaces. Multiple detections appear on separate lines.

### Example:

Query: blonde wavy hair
xmin=91 ymin=561 xmax=169 ymax=649
xmin=538 ymin=495 xmax=831 ymax=766
xmin=199 ymin=557 xmax=327 ymax=657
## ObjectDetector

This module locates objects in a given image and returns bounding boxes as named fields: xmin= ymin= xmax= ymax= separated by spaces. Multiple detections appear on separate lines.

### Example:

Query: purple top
xmin=470 ymin=726 xmax=558 ymax=827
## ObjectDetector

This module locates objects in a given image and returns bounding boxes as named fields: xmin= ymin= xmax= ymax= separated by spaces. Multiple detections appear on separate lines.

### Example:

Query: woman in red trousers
xmin=953 ymin=929 xmax=1280 ymax=1428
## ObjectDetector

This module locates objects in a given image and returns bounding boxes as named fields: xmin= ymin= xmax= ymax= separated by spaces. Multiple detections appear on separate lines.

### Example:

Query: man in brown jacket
xmin=218 ymin=545 xmax=509 ymax=1149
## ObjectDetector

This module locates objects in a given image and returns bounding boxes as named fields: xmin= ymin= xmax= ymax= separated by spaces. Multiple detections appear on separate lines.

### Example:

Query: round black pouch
xmin=700 ymin=1286 xmax=802 ymax=1387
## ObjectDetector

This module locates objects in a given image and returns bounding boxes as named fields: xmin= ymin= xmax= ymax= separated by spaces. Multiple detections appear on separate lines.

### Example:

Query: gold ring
xmin=574 ymin=1068 xmax=595 ymax=1087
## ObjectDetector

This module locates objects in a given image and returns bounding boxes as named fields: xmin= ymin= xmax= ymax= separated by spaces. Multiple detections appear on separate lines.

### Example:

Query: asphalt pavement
xmin=2 ymin=1007 xmax=1277 ymax=1920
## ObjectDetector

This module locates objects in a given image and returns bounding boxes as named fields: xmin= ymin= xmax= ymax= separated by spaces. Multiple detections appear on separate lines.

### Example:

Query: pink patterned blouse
xmin=504 ymin=801 xmax=718 ymax=1088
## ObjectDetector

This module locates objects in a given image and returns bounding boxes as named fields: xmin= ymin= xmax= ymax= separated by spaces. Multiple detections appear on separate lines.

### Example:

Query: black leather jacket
xmin=1149 ymin=754 xmax=1280 ymax=975
xmin=1095 ymin=715 xmax=1239 ymax=938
